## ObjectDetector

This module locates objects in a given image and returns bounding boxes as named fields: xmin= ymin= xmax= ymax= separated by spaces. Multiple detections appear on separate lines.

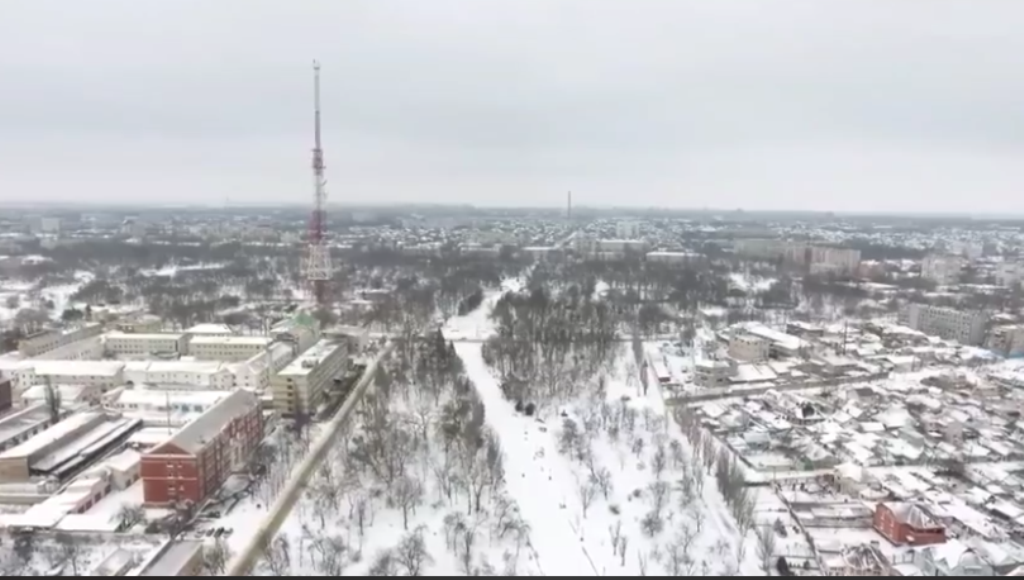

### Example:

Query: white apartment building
xmin=123 ymin=361 xmax=235 ymax=390
xmin=19 ymin=323 xmax=104 ymax=357
xmin=809 ymin=247 xmax=862 ymax=276
xmin=104 ymin=332 xmax=188 ymax=357
xmin=271 ymin=339 xmax=349 ymax=417
xmin=15 ymin=361 xmax=125 ymax=393
xmin=899 ymin=303 xmax=988 ymax=346
xmin=188 ymin=336 xmax=271 ymax=362
xmin=728 ymin=333 xmax=771 ymax=363
xmin=921 ymin=254 xmax=963 ymax=285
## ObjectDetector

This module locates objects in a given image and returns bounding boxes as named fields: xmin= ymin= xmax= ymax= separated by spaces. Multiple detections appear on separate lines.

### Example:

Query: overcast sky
xmin=1 ymin=1 xmax=1023 ymax=213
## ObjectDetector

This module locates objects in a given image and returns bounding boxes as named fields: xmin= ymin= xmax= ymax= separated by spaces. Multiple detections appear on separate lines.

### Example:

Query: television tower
xmin=304 ymin=60 xmax=332 ymax=305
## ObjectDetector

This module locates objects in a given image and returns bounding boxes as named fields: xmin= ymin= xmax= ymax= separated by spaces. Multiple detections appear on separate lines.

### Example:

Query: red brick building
xmin=141 ymin=389 xmax=262 ymax=506
xmin=874 ymin=503 xmax=946 ymax=547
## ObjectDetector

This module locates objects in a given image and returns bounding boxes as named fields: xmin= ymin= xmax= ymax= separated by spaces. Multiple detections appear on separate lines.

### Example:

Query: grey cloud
xmin=2 ymin=0 xmax=1024 ymax=211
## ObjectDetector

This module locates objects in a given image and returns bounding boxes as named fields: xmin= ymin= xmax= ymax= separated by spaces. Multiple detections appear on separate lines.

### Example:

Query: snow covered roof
xmin=189 ymin=335 xmax=271 ymax=347
xmin=138 ymin=540 xmax=203 ymax=576
xmin=105 ymin=332 xmax=186 ymax=341
xmin=0 ymin=411 xmax=104 ymax=460
xmin=149 ymin=389 xmax=258 ymax=455
xmin=33 ymin=360 xmax=124 ymax=377
xmin=887 ymin=502 xmax=941 ymax=529
xmin=186 ymin=323 xmax=235 ymax=335
xmin=277 ymin=338 xmax=344 ymax=377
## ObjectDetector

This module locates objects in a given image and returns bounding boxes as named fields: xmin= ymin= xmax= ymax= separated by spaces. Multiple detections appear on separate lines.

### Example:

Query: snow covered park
xmin=249 ymin=281 xmax=786 ymax=576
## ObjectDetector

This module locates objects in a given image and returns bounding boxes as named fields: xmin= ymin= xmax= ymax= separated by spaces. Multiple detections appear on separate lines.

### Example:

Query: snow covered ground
xmin=445 ymin=285 xmax=770 ymax=576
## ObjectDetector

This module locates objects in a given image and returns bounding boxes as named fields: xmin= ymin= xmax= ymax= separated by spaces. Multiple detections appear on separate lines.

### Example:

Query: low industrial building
xmin=0 ymin=411 xmax=141 ymax=482
xmin=140 ymin=389 xmax=262 ymax=506
xmin=0 ymin=404 xmax=58 ymax=453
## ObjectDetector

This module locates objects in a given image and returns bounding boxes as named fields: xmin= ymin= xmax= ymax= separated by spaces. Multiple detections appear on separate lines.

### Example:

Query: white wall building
xmin=30 ymin=336 xmax=104 ymax=361
xmin=188 ymin=336 xmax=271 ymax=361
xmin=123 ymin=361 xmax=235 ymax=390
xmin=14 ymin=361 xmax=125 ymax=394
xmin=104 ymin=332 xmax=188 ymax=357
xmin=921 ymin=254 xmax=963 ymax=285
xmin=899 ymin=304 xmax=988 ymax=346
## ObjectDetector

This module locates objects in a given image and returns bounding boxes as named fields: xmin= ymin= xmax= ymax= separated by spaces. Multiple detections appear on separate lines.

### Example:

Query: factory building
xmin=104 ymin=332 xmax=189 ymax=357
xmin=187 ymin=336 xmax=272 ymax=362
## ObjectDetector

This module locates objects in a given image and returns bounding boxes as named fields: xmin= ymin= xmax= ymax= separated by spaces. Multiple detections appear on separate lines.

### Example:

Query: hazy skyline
xmin=2 ymin=0 xmax=1023 ymax=213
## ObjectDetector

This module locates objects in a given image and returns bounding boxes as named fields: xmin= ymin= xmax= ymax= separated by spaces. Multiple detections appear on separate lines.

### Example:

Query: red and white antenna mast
xmin=304 ymin=60 xmax=332 ymax=305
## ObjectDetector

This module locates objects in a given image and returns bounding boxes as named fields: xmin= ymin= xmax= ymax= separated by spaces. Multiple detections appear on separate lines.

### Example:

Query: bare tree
xmin=54 ymin=533 xmax=82 ymax=576
xmin=579 ymin=479 xmax=598 ymax=518
xmin=202 ymin=538 xmax=232 ymax=575
xmin=592 ymin=467 xmax=614 ymax=500
xmin=756 ymin=525 xmax=777 ymax=574
xmin=394 ymin=476 xmax=425 ymax=531
xmin=112 ymin=503 xmax=145 ymax=531
xmin=311 ymin=534 xmax=347 ymax=576
xmin=690 ymin=503 xmax=706 ymax=534
xmin=652 ymin=443 xmax=667 ymax=480
xmin=262 ymin=535 xmax=292 ymax=576
xmin=368 ymin=549 xmax=399 ymax=576
xmin=648 ymin=480 xmax=670 ymax=519
xmin=396 ymin=527 xmax=433 ymax=577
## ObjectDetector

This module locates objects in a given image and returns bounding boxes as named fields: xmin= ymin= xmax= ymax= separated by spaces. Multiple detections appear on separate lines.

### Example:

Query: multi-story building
xmin=232 ymin=342 xmax=296 ymax=392
xmin=809 ymin=247 xmax=861 ymax=276
xmin=728 ymin=333 xmax=770 ymax=363
xmin=921 ymin=254 xmax=963 ymax=285
xmin=31 ymin=336 xmax=105 ymax=361
xmin=123 ymin=361 xmax=235 ymax=390
xmin=14 ymin=361 xmax=125 ymax=394
xmin=995 ymin=261 xmax=1023 ymax=289
xmin=270 ymin=339 xmax=348 ymax=417
xmin=187 ymin=336 xmax=271 ymax=362
xmin=140 ymin=389 xmax=262 ymax=506
xmin=899 ymin=304 xmax=988 ymax=346
xmin=18 ymin=323 xmax=104 ymax=357
xmin=104 ymin=332 xmax=188 ymax=357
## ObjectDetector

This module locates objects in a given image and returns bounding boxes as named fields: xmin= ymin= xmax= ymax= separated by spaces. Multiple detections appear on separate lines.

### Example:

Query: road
xmin=224 ymin=343 xmax=394 ymax=577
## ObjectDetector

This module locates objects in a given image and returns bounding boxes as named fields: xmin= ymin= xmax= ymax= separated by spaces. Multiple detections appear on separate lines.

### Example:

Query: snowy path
xmin=456 ymin=342 xmax=597 ymax=577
